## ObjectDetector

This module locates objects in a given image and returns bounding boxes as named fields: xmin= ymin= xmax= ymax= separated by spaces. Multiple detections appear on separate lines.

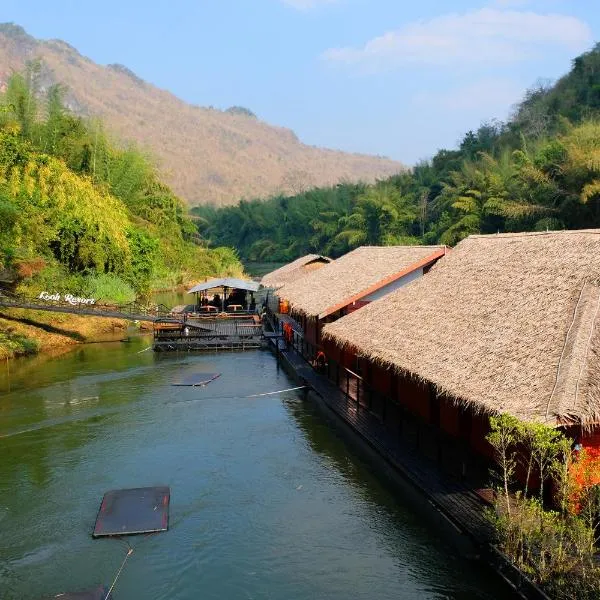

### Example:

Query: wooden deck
xmin=153 ymin=318 xmax=264 ymax=351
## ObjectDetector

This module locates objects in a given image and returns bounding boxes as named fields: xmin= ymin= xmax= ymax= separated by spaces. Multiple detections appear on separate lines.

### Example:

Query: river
xmin=0 ymin=339 xmax=512 ymax=599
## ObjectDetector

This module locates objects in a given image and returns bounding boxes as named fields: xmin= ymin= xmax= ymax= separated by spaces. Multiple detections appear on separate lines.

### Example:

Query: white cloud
xmin=281 ymin=0 xmax=338 ymax=9
xmin=323 ymin=8 xmax=592 ymax=69
xmin=492 ymin=0 xmax=531 ymax=6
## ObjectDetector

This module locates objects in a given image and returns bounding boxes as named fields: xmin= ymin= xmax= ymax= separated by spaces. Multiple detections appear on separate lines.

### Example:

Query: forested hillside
xmin=0 ymin=66 xmax=241 ymax=304
xmin=196 ymin=44 xmax=600 ymax=261
xmin=0 ymin=23 xmax=403 ymax=206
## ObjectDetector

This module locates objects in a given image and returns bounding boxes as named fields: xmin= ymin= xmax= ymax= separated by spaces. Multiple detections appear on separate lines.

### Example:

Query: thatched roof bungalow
xmin=322 ymin=231 xmax=600 ymax=455
xmin=277 ymin=245 xmax=447 ymax=352
xmin=278 ymin=245 xmax=447 ymax=320
xmin=261 ymin=254 xmax=332 ymax=289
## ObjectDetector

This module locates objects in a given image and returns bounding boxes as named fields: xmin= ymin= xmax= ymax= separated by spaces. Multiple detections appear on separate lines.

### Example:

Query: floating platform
xmin=93 ymin=486 xmax=170 ymax=538
xmin=153 ymin=318 xmax=264 ymax=352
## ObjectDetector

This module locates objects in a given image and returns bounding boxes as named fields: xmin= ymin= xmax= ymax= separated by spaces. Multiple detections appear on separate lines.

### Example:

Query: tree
xmin=336 ymin=184 xmax=417 ymax=247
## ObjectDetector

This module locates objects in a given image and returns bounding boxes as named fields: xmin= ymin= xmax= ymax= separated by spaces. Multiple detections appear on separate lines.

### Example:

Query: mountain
xmin=200 ymin=43 xmax=600 ymax=259
xmin=0 ymin=23 xmax=403 ymax=206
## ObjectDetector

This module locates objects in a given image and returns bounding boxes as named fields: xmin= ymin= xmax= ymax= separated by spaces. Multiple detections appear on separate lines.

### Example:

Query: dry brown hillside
xmin=0 ymin=23 xmax=404 ymax=206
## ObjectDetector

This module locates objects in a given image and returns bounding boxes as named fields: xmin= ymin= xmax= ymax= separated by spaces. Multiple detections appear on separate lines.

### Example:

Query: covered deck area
xmin=186 ymin=277 xmax=261 ymax=317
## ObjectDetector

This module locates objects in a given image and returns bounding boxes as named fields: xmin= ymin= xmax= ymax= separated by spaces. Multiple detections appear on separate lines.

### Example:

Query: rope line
xmin=104 ymin=547 xmax=133 ymax=599
xmin=166 ymin=385 xmax=308 ymax=405
xmin=247 ymin=386 xmax=307 ymax=398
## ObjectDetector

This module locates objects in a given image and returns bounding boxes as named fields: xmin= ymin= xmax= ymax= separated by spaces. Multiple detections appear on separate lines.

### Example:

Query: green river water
xmin=0 ymin=338 xmax=512 ymax=599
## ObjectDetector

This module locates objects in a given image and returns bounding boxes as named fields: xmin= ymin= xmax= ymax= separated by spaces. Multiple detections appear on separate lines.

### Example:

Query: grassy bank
xmin=0 ymin=309 xmax=128 ymax=360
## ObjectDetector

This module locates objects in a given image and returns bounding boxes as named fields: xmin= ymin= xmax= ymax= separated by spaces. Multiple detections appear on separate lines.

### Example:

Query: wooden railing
xmin=154 ymin=319 xmax=262 ymax=340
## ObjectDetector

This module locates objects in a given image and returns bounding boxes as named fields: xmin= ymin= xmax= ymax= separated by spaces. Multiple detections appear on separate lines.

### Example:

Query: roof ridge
xmin=468 ymin=229 xmax=600 ymax=241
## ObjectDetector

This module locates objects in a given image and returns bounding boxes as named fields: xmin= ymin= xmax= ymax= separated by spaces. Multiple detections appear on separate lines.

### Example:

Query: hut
xmin=261 ymin=254 xmax=332 ymax=289
xmin=322 ymin=230 xmax=600 ymax=473
xmin=277 ymin=245 xmax=447 ymax=356
xmin=188 ymin=277 xmax=260 ymax=313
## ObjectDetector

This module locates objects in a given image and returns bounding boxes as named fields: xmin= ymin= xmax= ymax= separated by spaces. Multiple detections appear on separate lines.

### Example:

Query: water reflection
xmin=0 ymin=346 xmax=511 ymax=600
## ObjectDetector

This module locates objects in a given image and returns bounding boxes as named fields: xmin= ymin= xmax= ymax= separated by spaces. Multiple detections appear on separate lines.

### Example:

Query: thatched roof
xmin=278 ymin=245 xmax=447 ymax=319
xmin=323 ymin=230 xmax=600 ymax=428
xmin=261 ymin=254 xmax=332 ymax=289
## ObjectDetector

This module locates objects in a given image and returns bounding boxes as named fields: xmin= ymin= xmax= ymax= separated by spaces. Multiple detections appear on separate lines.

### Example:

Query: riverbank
xmin=0 ymin=308 xmax=128 ymax=360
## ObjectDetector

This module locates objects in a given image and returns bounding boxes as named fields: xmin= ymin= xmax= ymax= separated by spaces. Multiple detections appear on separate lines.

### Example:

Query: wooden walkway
xmin=0 ymin=291 xmax=173 ymax=322
xmin=276 ymin=343 xmax=495 ymax=546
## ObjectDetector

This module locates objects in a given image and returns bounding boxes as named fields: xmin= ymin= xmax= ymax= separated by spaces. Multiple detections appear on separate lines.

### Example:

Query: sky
xmin=2 ymin=0 xmax=599 ymax=165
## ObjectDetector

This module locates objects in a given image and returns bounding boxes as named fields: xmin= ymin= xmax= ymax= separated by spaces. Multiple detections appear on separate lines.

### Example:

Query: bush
xmin=81 ymin=273 xmax=136 ymax=304
xmin=0 ymin=329 xmax=39 ymax=358
xmin=487 ymin=416 xmax=600 ymax=598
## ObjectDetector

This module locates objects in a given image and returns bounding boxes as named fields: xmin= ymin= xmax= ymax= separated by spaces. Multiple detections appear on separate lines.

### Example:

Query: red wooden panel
xmin=440 ymin=399 xmax=460 ymax=437
xmin=345 ymin=300 xmax=370 ymax=314
xmin=371 ymin=363 xmax=392 ymax=396
xmin=397 ymin=375 xmax=430 ymax=421
xmin=470 ymin=413 xmax=493 ymax=458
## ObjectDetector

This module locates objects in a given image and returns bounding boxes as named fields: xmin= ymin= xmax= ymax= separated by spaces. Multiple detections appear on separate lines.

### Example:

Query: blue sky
xmin=2 ymin=0 xmax=599 ymax=165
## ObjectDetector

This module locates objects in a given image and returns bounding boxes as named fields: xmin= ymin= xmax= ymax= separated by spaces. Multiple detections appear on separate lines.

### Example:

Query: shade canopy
xmin=187 ymin=278 xmax=260 ymax=294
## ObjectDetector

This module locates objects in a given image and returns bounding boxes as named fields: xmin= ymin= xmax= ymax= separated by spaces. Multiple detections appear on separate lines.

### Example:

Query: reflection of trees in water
xmin=282 ymin=396 xmax=512 ymax=600
xmin=0 ymin=365 xmax=151 ymax=495
xmin=281 ymin=396 xmax=406 ymax=516
xmin=0 ymin=336 xmax=152 ymax=395
xmin=0 ymin=411 xmax=111 ymax=491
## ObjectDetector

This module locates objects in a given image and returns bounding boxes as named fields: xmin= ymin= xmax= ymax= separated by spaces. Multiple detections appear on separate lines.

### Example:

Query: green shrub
xmin=81 ymin=273 xmax=136 ymax=304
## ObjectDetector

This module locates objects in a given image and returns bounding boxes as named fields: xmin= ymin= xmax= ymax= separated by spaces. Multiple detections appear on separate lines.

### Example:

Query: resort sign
xmin=39 ymin=291 xmax=96 ymax=305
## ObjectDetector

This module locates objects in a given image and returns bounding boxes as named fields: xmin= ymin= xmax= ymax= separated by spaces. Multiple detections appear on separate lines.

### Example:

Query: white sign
xmin=39 ymin=291 xmax=96 ymax=305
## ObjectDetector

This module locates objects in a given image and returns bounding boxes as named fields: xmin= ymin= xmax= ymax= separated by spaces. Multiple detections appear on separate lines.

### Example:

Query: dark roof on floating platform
xmin=188 ymin=278 xmax=260 ymax=294
xmin=93 ymin=486 xmax=170 ymax=538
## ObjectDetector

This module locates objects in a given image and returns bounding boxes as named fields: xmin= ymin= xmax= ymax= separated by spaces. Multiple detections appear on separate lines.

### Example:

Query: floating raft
xmin=93 ymin=486 xmax=170 ymax=538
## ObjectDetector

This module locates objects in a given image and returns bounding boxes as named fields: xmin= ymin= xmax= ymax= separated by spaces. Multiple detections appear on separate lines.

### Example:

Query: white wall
xmin=362 ymin=268 xmax=423 ymax=302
